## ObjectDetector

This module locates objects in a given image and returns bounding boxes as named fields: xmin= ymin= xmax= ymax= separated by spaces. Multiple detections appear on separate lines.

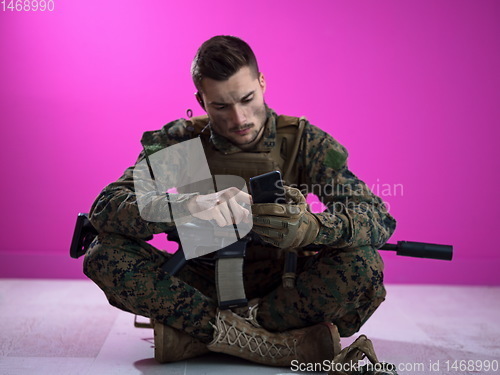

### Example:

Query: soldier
xmin=83 ymin=35 xmax=397 ymax=367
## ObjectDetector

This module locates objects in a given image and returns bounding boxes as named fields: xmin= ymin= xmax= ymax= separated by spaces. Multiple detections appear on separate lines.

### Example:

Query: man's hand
xmin=251 ymin=186 xmax=320 ymax=248
xmin=186 ymin=187 xmax=252 ymax=227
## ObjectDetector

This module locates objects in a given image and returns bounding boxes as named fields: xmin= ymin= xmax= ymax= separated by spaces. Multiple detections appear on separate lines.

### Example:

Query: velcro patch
xmin=325 ymin=148 xmax=347 ymax=170
xmin=143 ymin=144 xmax=164 ymax=156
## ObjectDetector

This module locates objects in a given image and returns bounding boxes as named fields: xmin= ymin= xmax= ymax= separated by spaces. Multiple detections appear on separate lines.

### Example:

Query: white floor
xmin=0 ymin=280 xmax=499 ymax=375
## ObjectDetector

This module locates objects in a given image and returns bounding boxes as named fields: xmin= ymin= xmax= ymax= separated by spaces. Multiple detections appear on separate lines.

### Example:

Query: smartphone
xmin=249 ymin=171 xmax=286 ymax=204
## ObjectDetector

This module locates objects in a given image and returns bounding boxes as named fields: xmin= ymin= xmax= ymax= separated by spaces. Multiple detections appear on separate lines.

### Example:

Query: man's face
xmin=198 ymin=66 xmax=267 ymax=150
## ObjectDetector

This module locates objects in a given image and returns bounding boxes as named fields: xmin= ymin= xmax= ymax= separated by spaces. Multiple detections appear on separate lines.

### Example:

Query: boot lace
xmin=210 ymin=307 xmax=297 ymax=359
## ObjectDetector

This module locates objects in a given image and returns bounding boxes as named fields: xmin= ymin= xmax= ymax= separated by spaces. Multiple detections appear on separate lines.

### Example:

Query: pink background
xmin=1 ymin=0 xmax=499 ymax=284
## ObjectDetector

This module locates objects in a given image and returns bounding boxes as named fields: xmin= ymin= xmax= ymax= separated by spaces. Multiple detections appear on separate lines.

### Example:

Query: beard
xmin=210 ymin=103 xmax=268 ymax=147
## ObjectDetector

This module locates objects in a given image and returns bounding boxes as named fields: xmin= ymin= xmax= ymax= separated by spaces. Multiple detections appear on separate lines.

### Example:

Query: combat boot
xmin=328 ymin=335 xmax=399 ymax=375
xmin=154 ymin=321 xmax=210 ymax=363
xmin=207 ymin=306 xmax=341 ymax=367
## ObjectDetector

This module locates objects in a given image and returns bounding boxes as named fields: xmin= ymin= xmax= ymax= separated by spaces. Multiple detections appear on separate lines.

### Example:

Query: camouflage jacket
xmin=89 ymin=108 xmax=396 ymax=249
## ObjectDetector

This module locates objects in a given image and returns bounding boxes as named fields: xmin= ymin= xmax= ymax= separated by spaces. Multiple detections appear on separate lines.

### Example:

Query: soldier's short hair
xmin=191 ymin=35 xmax=260 ymax=91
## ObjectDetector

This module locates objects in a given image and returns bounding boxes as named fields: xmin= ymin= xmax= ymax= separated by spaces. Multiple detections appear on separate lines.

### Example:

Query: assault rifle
xmin=70 ymin=172 xmax=453 ymax=262
xmin=71 ymin=171 xmax=453 ymax=307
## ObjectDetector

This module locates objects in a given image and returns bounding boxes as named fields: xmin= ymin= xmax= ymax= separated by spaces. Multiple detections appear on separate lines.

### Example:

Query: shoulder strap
xmin=277 ymin=116 xmax=307 ymax=184
xmin=186 ymin=115 xmax=210 ymax=136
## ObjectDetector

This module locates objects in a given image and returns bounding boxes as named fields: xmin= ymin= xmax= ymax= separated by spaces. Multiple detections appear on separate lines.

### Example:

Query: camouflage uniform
xmin=84 ymin=107 xmax=396 ymax=343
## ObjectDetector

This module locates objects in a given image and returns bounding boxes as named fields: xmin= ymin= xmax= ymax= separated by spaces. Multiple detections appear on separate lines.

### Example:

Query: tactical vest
xmin=186 ymin=115 xmax=309 ymax=289
xmin=186 ymin=115 xmax=307 ymax=187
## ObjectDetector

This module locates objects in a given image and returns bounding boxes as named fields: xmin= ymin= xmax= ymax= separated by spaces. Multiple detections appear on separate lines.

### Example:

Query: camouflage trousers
xmin=83 ymin=233 xmax=386 ymax=344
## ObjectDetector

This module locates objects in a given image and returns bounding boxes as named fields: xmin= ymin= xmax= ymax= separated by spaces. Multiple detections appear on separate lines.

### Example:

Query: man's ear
xmin=259 ymin=73 xmax=267 ymax=94
xmin=195 ymin=92 xmax=205 ymax=110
